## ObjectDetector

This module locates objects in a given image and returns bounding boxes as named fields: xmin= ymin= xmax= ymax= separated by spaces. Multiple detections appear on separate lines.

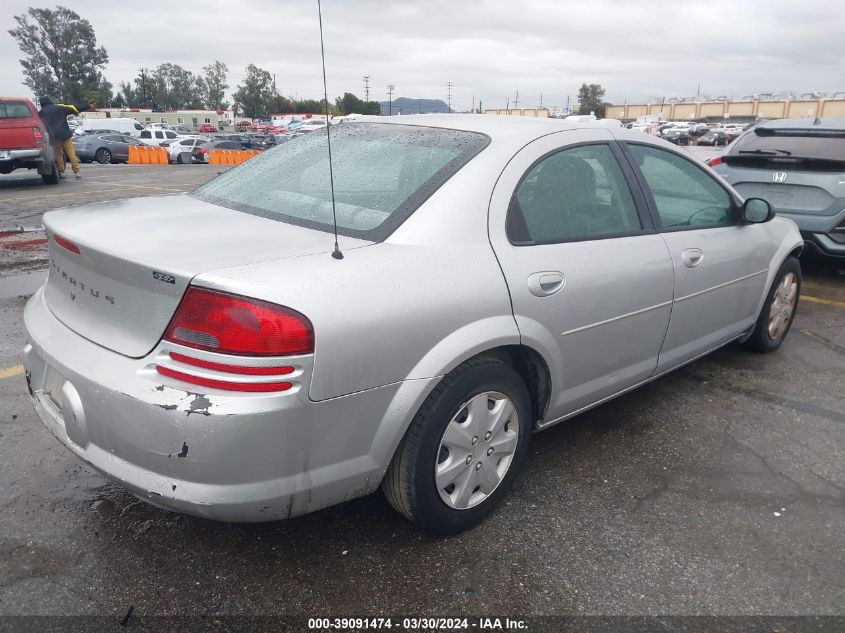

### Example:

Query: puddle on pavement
xmin=0 ymin=269 xmax=46 ymax=299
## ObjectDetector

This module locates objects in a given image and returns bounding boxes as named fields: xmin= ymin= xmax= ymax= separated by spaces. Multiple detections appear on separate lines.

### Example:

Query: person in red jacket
xmin=38 ymin=97 xmax=95 ymax=179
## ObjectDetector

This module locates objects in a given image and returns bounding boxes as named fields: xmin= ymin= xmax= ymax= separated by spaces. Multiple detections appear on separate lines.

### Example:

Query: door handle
xmin=682 ymin=248 xmax=704 ymax=268
xmin=527 ymin=271 xmax=565 ymax=297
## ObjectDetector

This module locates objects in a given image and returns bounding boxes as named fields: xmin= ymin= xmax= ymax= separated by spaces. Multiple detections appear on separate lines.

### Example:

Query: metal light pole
xmin=387 ymin=84 xmax=394 ymax=116
xmin=447 ymin=82 xmax=453 ymax=113
xmin=363 ymin=75 xmax=370 ymax=102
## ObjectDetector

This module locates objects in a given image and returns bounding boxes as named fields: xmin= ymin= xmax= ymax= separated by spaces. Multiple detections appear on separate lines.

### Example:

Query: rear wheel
xmin=41 ymin=163 xmax=59 ymax=185
xmin=383 ymin=356 xmax=532 ymax=534
xmin=744 ymin=256 xmax=801 ymax=352
xmin=95 ymin=148 xmax=112 ymax=164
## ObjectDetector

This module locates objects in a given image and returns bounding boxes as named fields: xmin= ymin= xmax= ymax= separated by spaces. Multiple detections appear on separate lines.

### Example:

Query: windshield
xmin=730 ymin=128 xmax=845 ymax=161
xmin=192 ymin=123 xmax=490 ymax=241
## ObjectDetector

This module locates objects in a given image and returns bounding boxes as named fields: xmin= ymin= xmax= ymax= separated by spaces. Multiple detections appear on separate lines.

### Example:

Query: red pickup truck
xmin=0 ymin=97 xmax=58 ymax=184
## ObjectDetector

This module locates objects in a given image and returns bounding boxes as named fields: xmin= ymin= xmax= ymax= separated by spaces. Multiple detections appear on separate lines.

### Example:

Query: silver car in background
xmin=23 ymin=116 xmax=803 ymax=533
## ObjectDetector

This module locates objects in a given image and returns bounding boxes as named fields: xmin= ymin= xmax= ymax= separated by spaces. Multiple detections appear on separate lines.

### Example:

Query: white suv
xmin=138 ymin=129 xmax=183 ymax=146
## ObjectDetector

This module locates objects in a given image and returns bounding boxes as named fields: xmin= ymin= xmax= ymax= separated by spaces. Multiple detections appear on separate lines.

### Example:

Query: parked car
xmin=698 ymin=130 xmax=730 ymax=146
xmin=297 ymin=119 xmax=327 ymax=133
xmin=0 ymin=97 xmax=57 ymax=184
xmin=78 ymin=117 xmax=144 ymax=138
xmin=217 ymin=134 xmax=257 ymax=149
xmin=72 ymin=133 xmax=145 ymax=164
xmin=23 ymin=117 xmax=802 ymax=533
xmin=191 ymin=139 xmax=244 ymax=163
xmin=709 ymin=117 xmax=845 ymax=258
xmin=662 ymin=128 xmax=691 ymax=145
xmin=169 ymin=125 xmax=194 ymax=134
xmin=161 ymin=137 xmax=210 ymax=163
xmin=199 ymin=123 xmax=218 ymax=133
xmin=256 ymin=133 xmax=301 ymax=150
xmin=138 ymin=129 xmax=183 ymax=146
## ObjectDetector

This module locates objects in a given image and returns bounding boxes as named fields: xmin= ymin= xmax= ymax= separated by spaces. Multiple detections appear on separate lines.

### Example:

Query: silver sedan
xmin=23 ymin=116 xmax=802 ymax=533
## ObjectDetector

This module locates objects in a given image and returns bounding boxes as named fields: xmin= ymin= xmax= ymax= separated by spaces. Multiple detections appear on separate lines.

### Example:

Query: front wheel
xmin=383 ymin=355 xmax=533 ymax=534
xmin=744 ymin=256 xmax=801 ymax=352
xmin=95 ymin=148 xmax=112 ymax=164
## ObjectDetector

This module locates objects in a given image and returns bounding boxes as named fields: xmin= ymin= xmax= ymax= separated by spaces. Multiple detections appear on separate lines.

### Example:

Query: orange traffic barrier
xmin=128 ymin=145 xmax=138 ymax=164
xmin=157 ymin=147 xmax=167 ymax=164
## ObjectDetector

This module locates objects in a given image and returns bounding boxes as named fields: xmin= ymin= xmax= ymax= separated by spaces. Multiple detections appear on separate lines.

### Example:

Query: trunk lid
xmin=43 ymin=194 xmax=371 ymax=357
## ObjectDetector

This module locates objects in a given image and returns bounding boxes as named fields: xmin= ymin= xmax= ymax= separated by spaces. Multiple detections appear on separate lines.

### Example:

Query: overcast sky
xmin=2 ymin=0 xmax=843 ymax=111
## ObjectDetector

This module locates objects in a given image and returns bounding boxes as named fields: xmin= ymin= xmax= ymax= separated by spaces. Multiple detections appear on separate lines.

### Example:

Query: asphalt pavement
xmin=0 ymin=153 xmax=843 ymax=624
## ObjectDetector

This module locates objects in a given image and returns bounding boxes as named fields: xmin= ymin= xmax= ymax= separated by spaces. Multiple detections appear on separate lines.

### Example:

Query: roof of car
xmin=757 ymin=117 xmax=845 ymax=131
xmin=351 ymin=113 xmax=603 ymax=134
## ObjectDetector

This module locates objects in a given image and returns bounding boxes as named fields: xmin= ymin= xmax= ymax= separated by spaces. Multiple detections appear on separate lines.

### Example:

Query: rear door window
xmin=508 ymin=143 xmax=641 ymax=243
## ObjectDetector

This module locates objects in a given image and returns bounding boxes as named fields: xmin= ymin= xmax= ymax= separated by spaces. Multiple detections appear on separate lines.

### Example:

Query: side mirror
xmin=742 ymin=197 xmax=773 ymax=223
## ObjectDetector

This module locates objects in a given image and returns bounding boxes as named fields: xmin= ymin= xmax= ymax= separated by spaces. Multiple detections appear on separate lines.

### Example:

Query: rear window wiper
xmin=737 ymin=148 xmax=792 ymax=155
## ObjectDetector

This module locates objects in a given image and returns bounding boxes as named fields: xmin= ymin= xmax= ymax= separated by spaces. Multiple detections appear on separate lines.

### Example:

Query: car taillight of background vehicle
xmin=706 ymin=157 xmax=723 ymax=167
xmin=157 ymin=287 xmax=313 ymax=392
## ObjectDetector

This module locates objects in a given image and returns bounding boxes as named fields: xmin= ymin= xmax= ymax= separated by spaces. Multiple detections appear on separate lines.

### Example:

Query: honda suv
xmin=709 ymin=118 xmax=845 ymax=258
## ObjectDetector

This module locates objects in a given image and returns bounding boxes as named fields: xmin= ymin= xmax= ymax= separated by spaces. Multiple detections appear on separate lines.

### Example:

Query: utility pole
xmin=363 ymin=75 xmax=370 ymax=102
xmin=505 ymin=97 xmax=510 ymax=113
xmin=539 ymin=93 xmax=543 ymax=108
xmin=140 ymin=68 xmax=147 ymax=109
xmin=479 ymin=99 xmax=483 ymax=114
xmin=565 ymin=95 xmax=570 ymax=115
xmin=447 ymin=81 xmax=454 ymax=113
xmin=273 ymin=73 xmax=277 ymax=95
xmin=387 ymin=84 xmax=394 ymax=116
xmin=514 ymin=90 xmax=519 ymax=109
xmin=471 ymin=95 xmax=475 ymax=113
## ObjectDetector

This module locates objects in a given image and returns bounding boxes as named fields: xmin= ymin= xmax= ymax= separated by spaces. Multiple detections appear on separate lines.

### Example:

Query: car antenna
xmin=317 ymin=0 xmax=343 ymax=260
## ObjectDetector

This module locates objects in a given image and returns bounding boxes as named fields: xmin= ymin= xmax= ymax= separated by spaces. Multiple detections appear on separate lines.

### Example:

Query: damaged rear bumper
xmin=23 ymin=286 xmax=436 ymax=522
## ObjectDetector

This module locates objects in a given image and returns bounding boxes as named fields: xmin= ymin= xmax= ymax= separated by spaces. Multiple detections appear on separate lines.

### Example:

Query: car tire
xmin=744 ymin=256 xmax=801 ymax=353
xmin=41 ymin=163 xmax=59 ymax=185
xmin=95 ymin=148 xmax=112 ymax=164
xmin=383 ymin=355 xmax=533 ymax=534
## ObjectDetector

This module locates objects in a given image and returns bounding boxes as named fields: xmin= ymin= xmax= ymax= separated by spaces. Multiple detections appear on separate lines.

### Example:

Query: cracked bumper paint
xmin=23 ymin=286 xmax=436 ymax=521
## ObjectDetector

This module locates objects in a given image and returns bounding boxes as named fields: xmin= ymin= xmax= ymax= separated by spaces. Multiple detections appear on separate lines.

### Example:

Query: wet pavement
xmin=0 ymin=156 xmax=843 ymax=620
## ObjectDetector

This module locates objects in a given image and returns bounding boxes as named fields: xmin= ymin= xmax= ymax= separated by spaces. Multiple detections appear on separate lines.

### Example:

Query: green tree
xmin=269 ymin=94 xmax=294 ymax=114
xmin=151 ymin=63 xmax=203 ymax=110
xmin=202 ymin=60 xmax=229 ymax=110
xmin=577 ymin=83 xmax=607 ymax=117
xmin=8 ymin=5 xmax=111 ymax=104
xmin=233 ymin=64 xmax=274 ymax=118
xmin=335 ymin=92 xmax=380 ymax=115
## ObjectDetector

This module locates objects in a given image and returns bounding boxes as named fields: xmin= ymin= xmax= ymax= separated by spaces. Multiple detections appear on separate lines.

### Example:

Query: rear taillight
xmin=32 ymin=127 xmax=44 ymax=146
xmin=53 ymin=234 xmax=81 ymax=255
xmin=706 ymin=156 xmax=723 ymax=167
xmin=163 ymin=287 xmax=313 ymax=356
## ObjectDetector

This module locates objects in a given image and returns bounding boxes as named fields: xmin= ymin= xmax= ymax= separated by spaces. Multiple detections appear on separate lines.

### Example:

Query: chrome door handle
xmin=682 ymin=248 xmax=704 ymax=268
xmin=527 ymin=271 xmax=565 ymax=297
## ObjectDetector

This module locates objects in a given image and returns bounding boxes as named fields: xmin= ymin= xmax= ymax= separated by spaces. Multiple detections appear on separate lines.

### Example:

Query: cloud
xmin=1 ymin=0 xmax=843 ymax=110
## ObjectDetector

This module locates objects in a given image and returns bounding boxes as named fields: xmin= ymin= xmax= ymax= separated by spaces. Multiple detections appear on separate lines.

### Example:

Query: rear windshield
xmin=192 ymin=123 xmax=490 ymax=241
xmin=730 ymin=128 xmax=845 ymax=162
xmin=0 ymin=101 xmax=32 ymax=119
